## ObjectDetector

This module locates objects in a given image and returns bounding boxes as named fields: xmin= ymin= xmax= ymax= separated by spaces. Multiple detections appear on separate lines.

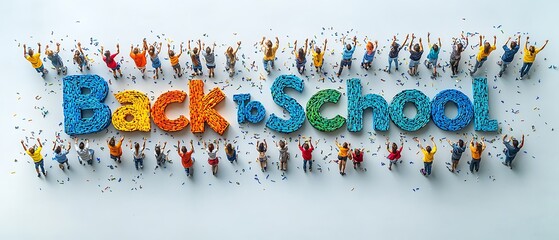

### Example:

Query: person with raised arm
xmin=293 ymin=39 xmax=309 ymax=74
xmin=520 ymin=36 xmax=549 ymax=79
xmin=23 ymin=43 xmax=48 ymax=77
xmin=361 ymin=40 xmax=378 ymax=70
xmin=497 ymin=35 xmax=521 ymax=77
xmin=130 ymin=139 xmax=146 ymax=170
xmin=148 ymin=42 xmax=163 ymax=79
xmin=311 ymin=39 xmax=327 ymax=73
xmin=256 ymin=139 xmax=268 ymax=172
xmin=450 ymin=33 xmax=468 ymax=77
xmin=261 ymin=36 xmax=279 ymax=74
xmin=188 ymin=39 xmax=203 ymax=76
xmin=415 ymin=136 xmax=437 ymax=176
xmin=21 ymin=138 xmax=46 ymax=177
xmin=202 ymin=41 xmax=216 ymax=78
xmin=73 ymin=42 xmax=90 ymax=72
xmin=75 ymin=138 xmax=94 ymax=165
xmin=154 ymin=141 xmax=168 ymax=167
xmin=502 ymin=134 xmax=525 ymax=169
xmin=168 ymin=43 xmax=184 ymax=78
xmin=45 ymin=42 xmax=67 ymax=75
xmin=52 ymin=140 xmax=71 ymax=171
xmin=225 ymin=41 xmax=241 ymax=77
xmin=298 ymin=136 xmax=315 ymax=173
xmin=178 ymin=140 xmax=195 ymax=177
xmin=386 ymin=138 xmax=404 ymax=171
xmin=387 ymin=34 xmax=409 ymax=74
xmin=470 ymin=35 xmax=496 ymax=76
xmin=101 ymin=44 xmax=123 ymax=79
xmin=469 ymin=137 xmax=486 ymax=173
xmin=335 ymin=138 xmax=350 ymax=175
xmin=205 ymin=140 xmax=220 ymax=175
xmin=424 ymin=32 xmax=441 ymax=79
xmin=107 ymin=136 xmax=124 ymax=163
xmin=407 ymin=33 xmax=424 ymax=76
xmin=336 ymin=36 xmax=357 ymax=77
xmin=275 ymin=140 xmax=289 ymax=171
xmin=447 ymin=138 xmax=466 ymax=173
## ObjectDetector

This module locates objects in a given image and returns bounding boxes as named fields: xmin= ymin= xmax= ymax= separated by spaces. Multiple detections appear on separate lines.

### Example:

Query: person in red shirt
xmin=178 ymin=140 xmax=195 ymax=177
xmin=298 ymin=136 xmax=315 ymax=172
xmin=386 ymin=139 xmax=404 ymax=171
xmin=130 ymin=38 xmax=148 ymax=79
xmin=351 ymin=148 xmax=365 ymax=170
xmin=101 ymin=44 xmax=123 ymax=79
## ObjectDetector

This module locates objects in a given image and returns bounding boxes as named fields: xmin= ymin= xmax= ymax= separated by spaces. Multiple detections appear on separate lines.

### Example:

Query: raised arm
xmin=260 ymin=36 xmax=266 ymax=46
xmin=56 ymin=43 xmax=61 ymax=53
xmin=52 ymin=141 xmax=57 ymax=151
xmin=374 ymin=40 xmax=378 ymax=51
xmin=519 ymin=135 xmax=525 ymax=148
xmin=517 ymin=35 xmax=521 ymax=47
xmin=77 ymin=42 xmax=84 ymax=54
xmin=419 ymin=38 xmax=424 ymax=51
xmin=323 ymin=39 xmax=327 ymax=52
xmin=430 ymin=137 xmax=436 ymax=148
xmin=177 ymin=141 xmax=181 ymax=155
xmin=540 ymin=40 xmax=549 ymax=50
xmin=479 ymin=35 xmax=483 ymax=46
xmin=167 ymin=44 xmax=171 ymax=55
xmin=129 ymin=140 xmax=133 ymax=150
xmin=504 ymin=37 xmax=511 ymax=46
xmin=427 ymin=32 xmax=431 ymax=46
xmin=409 ymin=34 xmax=415 ymax=49
xmin=197 ymin=39 xmax=202 ymax=52
xmin=20 ymin=140 xmax=27 ymax=151
xmin=157 ymin=42 xmax=162 ymax=54
xmin=23 ymin=44 xmax=27 ymax=57
xmin=116 ymin=44 xmax=120 ymax=55
xmin=190 ymin=140 xmax=194 ymax=153
xmin=298 ymin=137 xmax=302 ymax=147
xmin=401 ymin=34 xmax=409 ymax=48
xmin=525 ymin=36 xmax=529 ymax=50
xmin=438 ymin=37 xmax=441 ymax=48
xmin=142 ymin=139 xmax=146 ymax=151
xmin=493 ymin=36 xmax=497 ymax=47
xmin=178 ymin=44 xmax=183 ymax=57
xmin=264 ymin=139 xmax=268 ymax=149
xmin=37 ymin=43 xmax=41 ymax=54
xmin=143 ymin=38 xmax=148 ymax=51
xmin=187 ymin=40 xmax=191 ymax=51
xmin=293 ymin=40 xmax=298 ymax=55
xmin=37 ymin=138 xmax=42 ymax=148
xmin=304 ymin=39 xmax=308 ymax=54
xmin=234 ymin=41 xmax=241 ymax=55
xmin=275 ymin=37 xmax=279 ymax=48
xmin=414 ymin=138 xmax=423 ymax=149
xmin=256 ymin=140 xmax=260 ymax=150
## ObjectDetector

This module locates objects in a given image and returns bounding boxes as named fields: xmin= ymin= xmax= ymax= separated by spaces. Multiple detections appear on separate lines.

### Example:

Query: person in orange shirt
xmin=469 ymin=137 xmax=486 ymax=173
xmin=168 ymin=43 xmax=184 ymax=78
xmin=470 ymin=35 xmax=496 ymax=76
xmin=178 ymin=140 xmax=195 ymax=177
xmin=23 ymin=43 xmax=48 ymax=77
xmin=520 ymin=36 xmax=549 ymax=79
xmin=335 ymin=138 xmax=350 ymax=175
xmin=107 ymin=136 xmax=124 ymax=163
xmin=130 ymin=38 xmax=148 ymax=79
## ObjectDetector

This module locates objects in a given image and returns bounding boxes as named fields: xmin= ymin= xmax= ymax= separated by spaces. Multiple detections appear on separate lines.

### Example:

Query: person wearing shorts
xmin=178 ymin=140 xmax=195 ymax=177
xmin=407 ymin=34 xmax=424 ymax=76
xmin=130 ymin=38 xmax=148 ymax=79
xmin=337 ymin=36 xmax=357 ymax=77
xmin=205 ymin=141 xmax=219 ymax=175
xmin=256 ymin=140 xmax=268 ymax=172
xmin=168 ymin=43 xmax=184 ymax=78
xmin=101 ymin=44 xmax=123 ymax=79
xmin=335 ymin=139 xmax=350 ymax=175
xmin=108 ymin=136 xmax=124 ymax=163
xmin=386 ymin=141 xmax=403 ymax=171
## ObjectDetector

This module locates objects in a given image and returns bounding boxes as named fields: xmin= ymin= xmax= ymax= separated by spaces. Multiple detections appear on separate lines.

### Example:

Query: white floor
xmin=1 ymin=0 xmax=558 ymax=239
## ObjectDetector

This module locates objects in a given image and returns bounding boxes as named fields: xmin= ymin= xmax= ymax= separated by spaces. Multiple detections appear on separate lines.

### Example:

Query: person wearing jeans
xmin=470 ymin=35 xmax=496 ymax=76
xmin=21 ymin=138 xmax=47 ymax=177
xmin=387 ymin=34 xmax=409 ymax=73
xmin=469 ymin=137 xmax=486 ymax=173
xmin=520 ymin=36 xmax=548 ymax=79
xmin=415 ymin=137 xmax=437 ymax=176
xmin=502 ymin=134 xmax=525 ymax=169
xmin=498 ymin=36 xmax=521 ymax=77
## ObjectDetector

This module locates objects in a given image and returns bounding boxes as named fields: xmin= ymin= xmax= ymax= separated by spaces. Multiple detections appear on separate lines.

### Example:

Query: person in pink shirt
xmin=298 ymin=136 xmax=315 ymax=173
xmin=351 ymin=147 xmax=365 ymax=170
xmin=101 ymin=44 xmax=123 ymax=79
xmin=386 ymin=138 xmax=403 ymax=171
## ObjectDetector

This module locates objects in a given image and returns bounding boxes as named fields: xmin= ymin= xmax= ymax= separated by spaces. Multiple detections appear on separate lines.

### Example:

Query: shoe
xmin=309 ymin=168 xmax=312 ymax=172
xmin=37 ymin=173 xmax=41 ymax=177
xmin=67 ymin=165 xmax=70 ymax=170
xmin=79 ymin=160 xmax=83 ymax=164
xmin=304 ymin=169 xmax=307 ymax=173
xmin=118 ymin=160 xmax=122 ymax=163
xmin=141 ymin=165 xmax=144 ymax=169
xmin=43 ymin=171 xmax=47 ymax=177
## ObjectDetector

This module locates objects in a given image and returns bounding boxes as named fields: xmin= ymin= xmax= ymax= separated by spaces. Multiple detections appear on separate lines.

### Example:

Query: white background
xmin=1 ymin=0 xmax=558 ymax=239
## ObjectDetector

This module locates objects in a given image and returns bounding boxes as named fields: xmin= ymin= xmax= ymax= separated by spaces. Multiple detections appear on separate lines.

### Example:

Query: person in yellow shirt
xmin=520 ymin=36 xmax=549 ymax=79
xmin=469 ymin=137 xmax=486 ymax=173
xmin=168 ymin=43 xmax=184 ymax=78
xmin=470 ymin=35 xmax=496 ymax=76
xmin=23 ymin=43 xmax=48 ymax=77
xmin=415 ymin=136 xmax=437 ymax=176
xmin=21 ymin=138 xmax=47 ymax=177
xmin=335 ymin=138 xmax=350 ymax=175
xmin=130 ymin=38 xmax=148 ymax=79
xmin=311 ymin=39 xmax=327 ymax=73
xmin=260 ymin=36 xmax=279 ymax=74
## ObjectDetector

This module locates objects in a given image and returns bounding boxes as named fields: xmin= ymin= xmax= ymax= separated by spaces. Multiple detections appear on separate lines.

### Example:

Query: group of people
xmin=20 ymin=134 xmax=525 ymax=178
xmin=23 ymin=34 xmax=548 ymax=80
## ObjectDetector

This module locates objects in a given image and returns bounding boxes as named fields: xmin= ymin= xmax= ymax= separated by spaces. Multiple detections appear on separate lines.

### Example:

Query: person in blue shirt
xmin=446 ymin=138 xmax=466 ymax=173
xmin=361 ymin=40 xmax=378 ymax=70
xmin=424 ymin=32 xmax=441 ymax=79
xmin=408 ymin=33 xmax=424 ymax=76
xmin=336 ymin=36 xmax=357 ymax=77
xmin=52 ymin=140 xmax=71 ymax=171
xmin=386 ymin=34 xmax=409 ymax=74
xmin=502 ymin=134 xmax=524 ymax=169
xmin=498 ymin=36 xmax=521 ymax=77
